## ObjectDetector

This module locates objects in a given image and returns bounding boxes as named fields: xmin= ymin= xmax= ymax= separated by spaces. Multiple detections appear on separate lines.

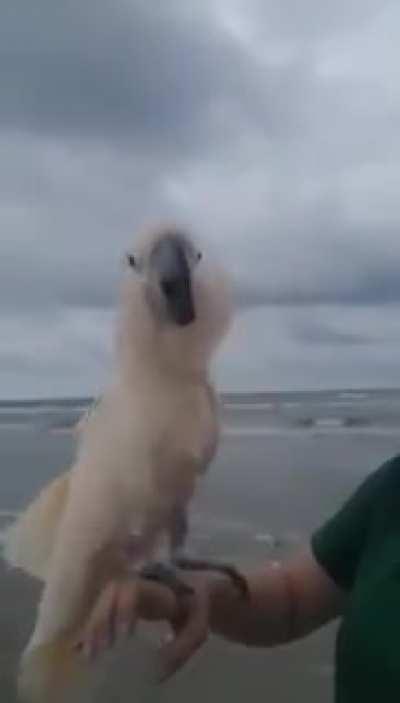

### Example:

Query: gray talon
xmin=140 ymin=562 xmax=194 ymax=598
xmin=168 ymin=506 xmax=249 ymax=599
xmin=173 ymin=556 xmax=249 ymax=599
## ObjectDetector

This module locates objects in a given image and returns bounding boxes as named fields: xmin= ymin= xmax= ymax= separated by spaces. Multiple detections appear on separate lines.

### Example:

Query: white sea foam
xmin=338 ymin=392 xmax=368 ymax=401
xmin=223 ymin=426 xmax=293 ymax=437
xmin=0 ymin=512 xmax=17 ymax=549
xmin=0 ymin=422 xmax=33 ymax=431
xmin=224 ymin=402 xmax=275 ymax=411
xmin=0 ymin=510 xmax=18 ymax=519
xmin=48 ymin=426 xmax=76 ymax=436
xmin=254 ymin=533 xmax=277 ymax=547
xmin=314 ymin=417 xmax=344 ymax=428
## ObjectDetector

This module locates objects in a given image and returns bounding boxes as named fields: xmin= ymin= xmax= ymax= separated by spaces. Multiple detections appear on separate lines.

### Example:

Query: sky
xmin=1 ymin=0 xmax=400 ymax=397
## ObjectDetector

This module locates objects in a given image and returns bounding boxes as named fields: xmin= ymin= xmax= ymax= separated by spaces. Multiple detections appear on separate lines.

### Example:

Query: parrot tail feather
xmin=18 ymin=637 xmax=88 ymax=703
xmin=3 ymin=472 xmax=70 ymax=582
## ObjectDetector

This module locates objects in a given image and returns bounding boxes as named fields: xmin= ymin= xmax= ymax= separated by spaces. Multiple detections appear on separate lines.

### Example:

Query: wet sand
xmin=1 ymin=423 xmax=400 ymax=701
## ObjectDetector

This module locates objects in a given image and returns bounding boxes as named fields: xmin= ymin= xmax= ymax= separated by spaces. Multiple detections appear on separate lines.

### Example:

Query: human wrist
xmin=207 ymin=573 xmax=246 ymax=624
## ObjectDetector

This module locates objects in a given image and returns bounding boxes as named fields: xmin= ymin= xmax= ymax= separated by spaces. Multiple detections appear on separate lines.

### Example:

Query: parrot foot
xmin=139 ymin=561 xmax=194 ymax=598
xmin=172 ymin=555 xmax=249 ymax=599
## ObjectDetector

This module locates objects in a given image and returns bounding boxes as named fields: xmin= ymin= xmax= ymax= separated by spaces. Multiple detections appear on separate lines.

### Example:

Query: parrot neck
xmin=116 ymin=323 xmax=214 ymax=387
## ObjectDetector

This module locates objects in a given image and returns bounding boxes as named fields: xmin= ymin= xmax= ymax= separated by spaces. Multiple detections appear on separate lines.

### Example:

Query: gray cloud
xmin=234 ymin=227 xmax=400 ymax=309
xmin=0 ymin=0 xmax=303 ymax=154
xmin=1 ymin=1 xmax=400 ymax=394
xmin=240 ymin=0 xmax=394 ymax=41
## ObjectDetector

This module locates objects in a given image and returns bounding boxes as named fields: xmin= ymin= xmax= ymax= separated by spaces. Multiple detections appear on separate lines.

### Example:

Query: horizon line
xmin=1 ymin=385 xmax=400 ymax=405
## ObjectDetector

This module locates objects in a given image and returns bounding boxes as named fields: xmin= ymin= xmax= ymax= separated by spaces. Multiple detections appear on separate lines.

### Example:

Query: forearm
xmin=208 ymin=562 xmax=295 ymax=647
xmin=207 ymin=552 xmax=344 ymax=648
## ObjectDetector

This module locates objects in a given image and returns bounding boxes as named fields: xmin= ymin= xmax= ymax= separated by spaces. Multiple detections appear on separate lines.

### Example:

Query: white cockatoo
xmin=3 ymin=225 xmax=246 ymax=703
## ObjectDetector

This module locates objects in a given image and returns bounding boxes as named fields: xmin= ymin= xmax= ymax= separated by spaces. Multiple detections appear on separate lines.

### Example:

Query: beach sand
xmin=1 ymin=413 xmax=400 ymax=701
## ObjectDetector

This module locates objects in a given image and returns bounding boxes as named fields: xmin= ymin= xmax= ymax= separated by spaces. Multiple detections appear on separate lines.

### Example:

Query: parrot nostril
xmin=161 ymin=279 xmax=179 ymax=299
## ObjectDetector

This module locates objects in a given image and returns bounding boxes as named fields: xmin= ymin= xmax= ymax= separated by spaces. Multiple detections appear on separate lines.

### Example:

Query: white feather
xmin=4 ymin=225 xmax=233 ymax=702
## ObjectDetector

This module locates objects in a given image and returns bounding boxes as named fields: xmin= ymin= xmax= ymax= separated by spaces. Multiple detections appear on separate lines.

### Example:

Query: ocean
xmin=1 ymin=388 xmax=400 ymax=701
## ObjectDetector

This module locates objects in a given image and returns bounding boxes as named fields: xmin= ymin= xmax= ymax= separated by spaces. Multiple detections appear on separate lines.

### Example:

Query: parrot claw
xmin=172 ymin=555 xmax=249 ymax=599
xmin=139 ymin=562 xmax=195 ymax=598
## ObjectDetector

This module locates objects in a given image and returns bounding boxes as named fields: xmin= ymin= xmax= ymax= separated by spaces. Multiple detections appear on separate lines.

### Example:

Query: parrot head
xmin=126 ymin=229 xmax=201 ymax=328
xmin=118 ymin=224 xmax=233 ymax=378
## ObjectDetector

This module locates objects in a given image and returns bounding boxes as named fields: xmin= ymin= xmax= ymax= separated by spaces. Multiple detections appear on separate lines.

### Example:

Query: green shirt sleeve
xmin=311 ymin=458 xmax=395 ymax=591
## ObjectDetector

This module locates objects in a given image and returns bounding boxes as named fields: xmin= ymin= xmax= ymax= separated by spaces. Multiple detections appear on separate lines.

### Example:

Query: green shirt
xmin=312 ymin=455 xmax=400 ymax=702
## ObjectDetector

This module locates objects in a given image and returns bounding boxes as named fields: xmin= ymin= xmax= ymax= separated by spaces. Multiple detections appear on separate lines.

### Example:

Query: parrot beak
xmin=151 ymin=236 xmax=196 ymax=327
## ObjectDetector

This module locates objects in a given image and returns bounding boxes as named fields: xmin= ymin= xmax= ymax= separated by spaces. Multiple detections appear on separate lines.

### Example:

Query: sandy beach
xmin=1 ymin=392 xmax=400 ymax=701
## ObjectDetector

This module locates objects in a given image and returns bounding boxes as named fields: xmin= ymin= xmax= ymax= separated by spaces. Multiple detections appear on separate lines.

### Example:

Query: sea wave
xmin=224 ymin=417 xmax=400 ymax=437
xmin=2 ymin=393 xmax=400 ymax=439
xmin=0 ymin=421 xmax=33 ymax=431
xmin=223 ymin=426 xmax=291 ymax=437
xmin=338 ymin=392 xmax=368 ymax=400
xmin=224 ymin=402 xmax=275 ymax=411
xmin=296 ymin=415 xmax=369 ymax=429
xmin=0 ymin=510 xmax=18 ymax=519
xmin=254 ymin=533 xmax=278 ymax=547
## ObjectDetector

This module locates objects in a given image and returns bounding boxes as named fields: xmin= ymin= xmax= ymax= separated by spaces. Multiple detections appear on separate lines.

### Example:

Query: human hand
xmin=75 ymin=574 xmax=211 ymax=682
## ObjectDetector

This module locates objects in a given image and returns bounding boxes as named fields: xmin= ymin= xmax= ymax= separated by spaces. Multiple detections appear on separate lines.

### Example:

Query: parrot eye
xmin=127 ymin=254 xmax=136 ymax=269
xmin=197 ymin=251 xmax=202 ymax=262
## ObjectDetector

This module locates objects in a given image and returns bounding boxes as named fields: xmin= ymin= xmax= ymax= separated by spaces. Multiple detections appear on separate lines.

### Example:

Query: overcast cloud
xmin=1 ymin=0 xmax=400 ymax=397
